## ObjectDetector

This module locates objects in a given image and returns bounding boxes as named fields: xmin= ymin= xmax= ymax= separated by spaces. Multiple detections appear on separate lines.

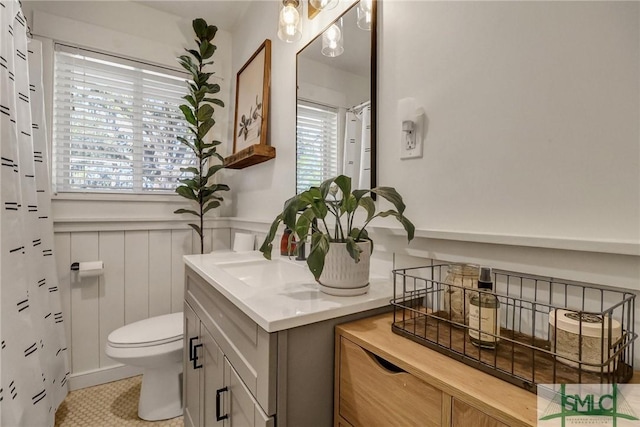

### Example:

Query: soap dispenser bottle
xmin=469 ymin=267 xmax=500 ymax=349
xmin=280 ymin=227 xmax=296 ymax=256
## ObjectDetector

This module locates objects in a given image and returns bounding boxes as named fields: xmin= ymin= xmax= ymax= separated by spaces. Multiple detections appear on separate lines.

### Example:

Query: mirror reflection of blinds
xmin=52 ymin=44 xmax=193 ymax=193
xmin=296 ymin=100 xmax=339 ymax=194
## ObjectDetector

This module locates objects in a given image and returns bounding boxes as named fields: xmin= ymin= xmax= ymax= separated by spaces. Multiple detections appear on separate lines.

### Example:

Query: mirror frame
xmin=295 ymin=0 xmax=377 ymax=195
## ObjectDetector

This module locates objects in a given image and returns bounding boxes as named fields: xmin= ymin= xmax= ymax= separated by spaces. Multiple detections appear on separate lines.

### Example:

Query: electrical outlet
xmin=400 ymin=120 xmax=422 ymax=160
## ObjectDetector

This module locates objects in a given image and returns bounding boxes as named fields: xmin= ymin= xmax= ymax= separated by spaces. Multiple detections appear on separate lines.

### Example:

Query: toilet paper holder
xmin=70 ymin=261 xmax=104 ymax=278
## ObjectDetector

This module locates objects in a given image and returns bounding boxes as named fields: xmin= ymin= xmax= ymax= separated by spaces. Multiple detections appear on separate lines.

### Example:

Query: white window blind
xmin=296 ymin=100 xmax=339 ymax=194
xmin=53 ymin=44 xmax=193 ymax=193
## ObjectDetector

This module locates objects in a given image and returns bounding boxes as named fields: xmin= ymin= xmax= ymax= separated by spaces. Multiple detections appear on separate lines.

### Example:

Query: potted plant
xmin=259 ymin=175 xmax=415 ymax=295
xmin=174 ymin=18 xmax=229 ymax=254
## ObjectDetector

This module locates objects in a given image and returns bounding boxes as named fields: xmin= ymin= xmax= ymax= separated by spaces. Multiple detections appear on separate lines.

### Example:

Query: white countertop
xmin=183 ymin=250 xmax=395 ymax=333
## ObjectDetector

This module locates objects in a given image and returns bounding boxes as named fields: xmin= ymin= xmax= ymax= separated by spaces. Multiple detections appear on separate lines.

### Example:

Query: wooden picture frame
xmin=225 ymin=39 xmax=275 ymax=169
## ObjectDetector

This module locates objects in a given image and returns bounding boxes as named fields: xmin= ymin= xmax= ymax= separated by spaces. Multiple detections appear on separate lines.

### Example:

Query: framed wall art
xmin=225 ymin=39 xmax=275 ymax=168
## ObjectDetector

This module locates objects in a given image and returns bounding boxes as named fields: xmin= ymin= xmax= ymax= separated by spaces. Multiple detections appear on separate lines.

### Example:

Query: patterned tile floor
xmin=55 ymin=376 xmax=183 ymax=426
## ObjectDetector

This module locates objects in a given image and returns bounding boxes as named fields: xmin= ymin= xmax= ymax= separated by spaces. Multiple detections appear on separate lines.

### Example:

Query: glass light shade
xmin=309 ymin=0 xmax=339 ymax=11
xmin=357 ymin=0 xmax=372 ymax=30
xmin=321 ymin=21 xmax=344 ymax=57
xmin=278 ymin=1 xmax=302 ymax=43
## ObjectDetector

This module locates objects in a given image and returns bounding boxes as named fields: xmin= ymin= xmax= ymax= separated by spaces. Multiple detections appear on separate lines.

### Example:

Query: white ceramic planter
xmin=318 ymin=241 xmax=371 ymax=296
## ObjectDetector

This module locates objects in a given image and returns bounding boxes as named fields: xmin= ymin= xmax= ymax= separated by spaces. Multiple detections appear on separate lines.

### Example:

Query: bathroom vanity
xmin=182 ymin=251 xmax=394 ymax=427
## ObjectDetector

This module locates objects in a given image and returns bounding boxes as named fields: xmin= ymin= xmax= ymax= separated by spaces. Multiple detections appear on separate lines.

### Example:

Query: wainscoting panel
xmin=54 ymin=223 xmax=231 ymax=388
xmin=149 ymin=230 xmax=172 ymax=318
xmin=70 ymin=232 xmax=101 ymax=374
xmin=124 ymin=230 xmax=150 ymax=325
xmin=171 ymin=229 xmax=192 ymax=314
xmin=98 ymin=231 xmax=125 ymax=369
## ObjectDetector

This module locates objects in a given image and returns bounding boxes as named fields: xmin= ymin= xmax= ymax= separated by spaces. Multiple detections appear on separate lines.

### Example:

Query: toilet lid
xmin=108 ymin=312 xmax=183 ymax=348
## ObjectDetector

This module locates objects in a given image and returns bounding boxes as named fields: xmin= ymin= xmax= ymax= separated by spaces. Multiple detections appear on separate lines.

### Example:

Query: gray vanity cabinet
xmin=184 ymin=269 xmax=274 ymax=427
xmin=183 ymin=264 xmax=390 ymax=427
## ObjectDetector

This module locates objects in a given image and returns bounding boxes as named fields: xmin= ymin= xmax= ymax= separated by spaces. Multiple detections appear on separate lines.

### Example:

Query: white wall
xmin=378 ymin=1 xmax=639 ymax=243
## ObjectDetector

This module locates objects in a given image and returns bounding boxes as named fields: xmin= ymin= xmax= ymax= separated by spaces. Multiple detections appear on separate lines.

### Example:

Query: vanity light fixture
xmin=321 ymin=18 xmax=344 ymax=57
xmin=357 ymin=0 xmax=373 ymax=30
xmin=277 ymin=0 xmax=302 ymax=43
xmin=310 ymin=0 xmax=339 ymax=11
xmin=308 ymin=0 xmax=339 ymax=19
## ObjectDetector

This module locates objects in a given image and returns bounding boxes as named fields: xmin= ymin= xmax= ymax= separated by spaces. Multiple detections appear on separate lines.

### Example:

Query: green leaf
xmin=294 ymin=209 xmax=315 ymax=242
xmin=193 ymin=18 xmax=208 ymax=40
xmin=198 ymin=118 xmax=215 ymax=139
xmin=178 ymin=55 xmax=197 ymax=74
xmin=177 ymin=136 xmax=195 ymax=152
xmin=205 ymin=164 xmax=224 ymax=179
xmin=204 ymin=98 xmax=225 ymax=107
xmin=259 ymin=214 xmax=283 ymax=260
xmin=359 ymin=196 xmax=376 ymax=222
xmin=202 ymin=43 xmax=216 ymax=60
xmin=174 ymin=208 xmax=199 ymax=217
xmin=333 ymin=175 xmax=352 ymax=200
xmin=180 ymin=166 xmax=199 ymax=175
xmin=180 ymin=105 xmax=196 ymax=126
xmin=197 ymin=104 xmax=214 ymax=122
xmin=203 ymin=200 xmax=220 ymax=214
xmin=176 ymin=186 xmax=197 ymax=201
xmin=342 ymin=193 xmax=357 ymax=214
xmin=282 ymin=196 xmax=302 ymax=230
xmin=185 ymin=48 xmax=201 ymax=62
xmin=306 ymin=233 xmax=330 ymax=280
xmin=345 ymin=237 xmax=363 ymax=263
xmin=205 ymin=83 xmax=221 ymax=94
xmin=183 ymin=94 xmax=196 ymax=108
xmin=371 ymin=186 xmax=407 ymax=214
xmin=205 ymin=25 xmax=217 ymax=42
xmin=188 ymin=223 xmax=203 ymax=238
xmin=178 ymin=178 xmax=198 ymax=189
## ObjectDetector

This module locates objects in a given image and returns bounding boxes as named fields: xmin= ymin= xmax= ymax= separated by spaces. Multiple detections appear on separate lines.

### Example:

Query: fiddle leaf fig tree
xmin=174 ymin=18 xmax=229 ymax=253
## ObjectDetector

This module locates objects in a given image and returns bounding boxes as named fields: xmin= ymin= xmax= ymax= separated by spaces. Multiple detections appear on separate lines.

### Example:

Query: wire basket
xmin=391 ymin=263 xmax=637 ymax=392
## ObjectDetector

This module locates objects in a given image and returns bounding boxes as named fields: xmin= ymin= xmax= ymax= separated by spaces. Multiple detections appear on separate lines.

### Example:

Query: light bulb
xmin=357 ymin=0 xmax=372 ymax=30
xmin=278 ymin=1 xmax=302 ymax=43
xmin=322 ymin=22 xmax=344 ymax=57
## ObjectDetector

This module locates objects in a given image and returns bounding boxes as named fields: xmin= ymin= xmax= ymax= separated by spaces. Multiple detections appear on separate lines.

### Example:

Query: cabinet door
xmin=224 ymin=358 xmax=274 ymax=427
xmin=184 ymin=303 xmax=201 ymax=427
xmin=202 ymin=326 xmax=225 ymax=427
xmin=451 ymin=399 xmax=508 ymax=427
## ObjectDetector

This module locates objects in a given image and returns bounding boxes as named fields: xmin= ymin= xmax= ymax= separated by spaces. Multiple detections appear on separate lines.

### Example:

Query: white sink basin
xmin=217 ymin=258 xmax=315 ymax=288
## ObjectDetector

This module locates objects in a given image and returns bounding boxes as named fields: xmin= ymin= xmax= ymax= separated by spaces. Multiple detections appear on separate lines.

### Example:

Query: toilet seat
xmin=107 ymin=312 xmax=183 ymax=348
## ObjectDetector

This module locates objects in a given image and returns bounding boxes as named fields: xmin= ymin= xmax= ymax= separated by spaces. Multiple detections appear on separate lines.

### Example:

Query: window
xmin=52 ymin=44 xmax=193 ymax=193
xmin=296 ymin=100 xmax=339 ymax=194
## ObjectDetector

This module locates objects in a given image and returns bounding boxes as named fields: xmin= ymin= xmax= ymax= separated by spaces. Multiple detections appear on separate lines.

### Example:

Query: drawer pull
xmin=192 ymin=343 xmax=203 ymax=369
xmin=188 ymin=336 xmax=198 ymax=361
xmin=216 ymin=386 xmax=229 ymax=421
xmin=366 ymin=350 xmax=405 ymax=374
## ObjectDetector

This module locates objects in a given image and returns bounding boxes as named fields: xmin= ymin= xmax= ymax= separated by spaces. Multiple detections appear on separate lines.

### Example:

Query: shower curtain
xmin=1 ymin=1 xmax=69 ymax=426
xmin=342 ymin=101 xmax=371 ymax=190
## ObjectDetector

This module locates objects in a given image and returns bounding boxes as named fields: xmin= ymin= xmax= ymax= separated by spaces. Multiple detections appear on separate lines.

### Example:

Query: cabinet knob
xmin=216 ymin=386 xmax=229 ymax=421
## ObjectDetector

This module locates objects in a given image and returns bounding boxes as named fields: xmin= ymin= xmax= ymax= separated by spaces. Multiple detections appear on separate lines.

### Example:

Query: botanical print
xmin=237 ymin=94 xmax=263 ymax=143
xmin=234 ymin=46 xmax=266 ymax=152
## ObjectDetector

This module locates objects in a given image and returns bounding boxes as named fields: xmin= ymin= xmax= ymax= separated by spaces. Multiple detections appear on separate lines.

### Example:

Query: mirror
xmin=296 ymin=0 xmax=376 ymax=194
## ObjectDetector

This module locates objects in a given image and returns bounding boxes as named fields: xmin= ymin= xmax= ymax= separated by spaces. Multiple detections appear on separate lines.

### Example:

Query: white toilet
xmin=105 ymin=312 xmax=184 ymax=421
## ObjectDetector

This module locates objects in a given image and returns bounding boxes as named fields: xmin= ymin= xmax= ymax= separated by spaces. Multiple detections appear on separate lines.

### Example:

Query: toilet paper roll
xmin=78 ymin=261 xmax=104 ymax=278
xmin=233 ymin=233 xmax=255 ymax=252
